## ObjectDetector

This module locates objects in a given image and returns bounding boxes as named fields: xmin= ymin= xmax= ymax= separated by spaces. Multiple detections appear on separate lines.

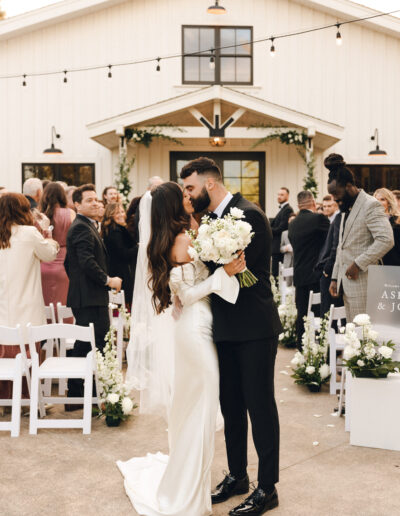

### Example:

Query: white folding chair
xmin=108 ymin=289 xmax=126 ymax=327
xmin=328 ymin=304 xmax=347 ymax=395
xmin=278 ymin=262 xmax=294 ymax=304
xmin=42 ymin=303 xmax=57 ymax=397
xmin=28 ymin=323 xmax=99 ymax=435
xmin=0 ymin=325 xmax=26 ymax=437
xmin=115 ymin=312 xmax=125 ymax=370
xmin=307 ymin=290 xmax=321 ymax=331
xmin=56 ymin=303 xmax=76 ymax=396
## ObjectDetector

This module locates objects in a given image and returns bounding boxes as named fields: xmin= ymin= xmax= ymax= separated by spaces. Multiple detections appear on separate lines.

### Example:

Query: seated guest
xmin=101 ymin=203 xmax=136 ymax=306
xmin=40 ymin=182 xmax=76 ymax=311
xmin=0 ymin=193 xmax=58 ymax=399
xmin=102 ymin=186 xmax=119 ymax=205
xmin=374 ymin=188 xmax=400 ymax=266
xmin=288 ymin=191 xmax=330 ymax=348
xmin=280 ymin=212 xmax=296 ymax=286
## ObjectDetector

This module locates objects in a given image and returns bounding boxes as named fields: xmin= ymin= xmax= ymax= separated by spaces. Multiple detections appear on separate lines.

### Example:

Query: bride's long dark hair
xmin=148 ymin=182 xmax=190 ymax=314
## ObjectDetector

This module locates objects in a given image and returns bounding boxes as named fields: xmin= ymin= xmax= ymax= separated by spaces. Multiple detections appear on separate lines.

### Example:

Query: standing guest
xmin=280 ymin=213 xmax=296 ymax=286
xmin=270 ymin=187 xmax=293 ymax=277
xmin=0 ymin=194 xmax=58 ymax=399
xmin=288 ymin=191 xmax=330 ymax=348
xmin=56 ymin=181 xmax=68 ymax=191
xmin=148 ymin=176 xmax=164 ymax=190
xmin=64 ymin=184 xmax=122 ymax=406
xmin=23 ymin=177 xmax=43 ymax=210
xmin=66 ymin=186 xmax=77 ymax=211
xmin=94 ymin=200 xmax=105 ymax=231
xmin=392 ymin=190 xmax=400 ymax=211
xmin=42 ymin=179 xmax=51 ymax=190
xmin=126 ymin=196 xmax=142 ymax=241
xmin=40 ymin=182 xmax=76 ymax=311
xmin=102 ymin=186 xmax=119 ymax=205
xmin=326 ymin=154 xmax=394 ymax=321
xmin=101 ymin=203 xmax=136 ymax=305
xmin=316 ymin=202 xmax=324 ymax=214
xmin=322 ymin=194 xmax=340 ymax=222
xmin=374 ymin=188 xmax=400 ymax=266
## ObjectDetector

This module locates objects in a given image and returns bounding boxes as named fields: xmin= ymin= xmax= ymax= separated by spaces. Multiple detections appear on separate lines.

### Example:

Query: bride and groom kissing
xmin=118 ymin=157 xmax=282 ymax=516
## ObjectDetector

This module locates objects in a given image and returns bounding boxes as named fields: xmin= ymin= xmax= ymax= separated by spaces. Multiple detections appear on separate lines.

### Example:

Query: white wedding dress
xmin=118 ymin=260 xmax=239 ymax=516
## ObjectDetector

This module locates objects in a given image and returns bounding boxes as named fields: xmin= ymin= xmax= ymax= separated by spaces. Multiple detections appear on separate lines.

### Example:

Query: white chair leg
xmin=338 ymin=366 xmax=346 ymax=417
xmin=43 ymin=339 xmax=53 ymax=397
xmin=29 ymin=366 xmax=39 ymax=435
xmin=11 ymin=359 xmax=22 ymax=438
xmin=38 ymin=381 xmax=46 ymax=418
xmin=329 ymin=344 xmax=336 ymax=395
xmin=83 ymin=355 xmax=93 ymax=434
xmin=58 ymin=342 xmax=67 ymax=395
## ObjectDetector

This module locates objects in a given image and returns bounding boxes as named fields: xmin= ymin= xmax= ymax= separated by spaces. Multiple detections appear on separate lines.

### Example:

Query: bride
xmin=118 ymin=181 xmax=245 ymax=516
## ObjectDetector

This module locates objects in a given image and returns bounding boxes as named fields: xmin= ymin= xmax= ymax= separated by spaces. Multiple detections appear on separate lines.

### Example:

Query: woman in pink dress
xmin=40 ymin=182 xmax=76 ymax=312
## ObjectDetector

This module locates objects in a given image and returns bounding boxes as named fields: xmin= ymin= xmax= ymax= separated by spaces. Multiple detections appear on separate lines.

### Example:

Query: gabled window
xmin=182 ymin=26 xmax=253 ymax=85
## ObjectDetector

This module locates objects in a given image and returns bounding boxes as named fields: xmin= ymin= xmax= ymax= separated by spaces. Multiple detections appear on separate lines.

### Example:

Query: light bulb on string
xmin=270 ymin=38 xmax=276 ymax=57
xmin=336 ymin=24 xmax=342 ymax=46
xmin=209 ymin=49 xmax=215 ymax=70
xmin=22 ymin=74 xmax=27 ymax=87
xmin=63 ymin=70 xmax=68 ymax=83
xmin=156 ymin=58 xmax=161 ymax=72
xmin=108 ymin=65 xmax=112 ymax=78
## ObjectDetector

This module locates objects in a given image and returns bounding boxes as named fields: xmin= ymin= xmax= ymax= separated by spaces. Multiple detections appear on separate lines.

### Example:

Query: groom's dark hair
xmin=180 ymin=157 xmax=222 ymax=182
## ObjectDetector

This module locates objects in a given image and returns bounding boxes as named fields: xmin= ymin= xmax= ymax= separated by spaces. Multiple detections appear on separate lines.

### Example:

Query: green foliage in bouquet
xmin=341 ymin=314 xmax=400 ymax=378
xmin=278 ymin=292 xmax=297 ymax=348
xmin=96 ymin=327 xmax=137 ymax=426
xmin=291 ymin=313 xmax=331 ymax=390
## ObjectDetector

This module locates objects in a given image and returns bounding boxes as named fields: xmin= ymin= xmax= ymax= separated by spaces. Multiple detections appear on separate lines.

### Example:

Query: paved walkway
xmin=1 ymin=347 xmax=399 ymax=515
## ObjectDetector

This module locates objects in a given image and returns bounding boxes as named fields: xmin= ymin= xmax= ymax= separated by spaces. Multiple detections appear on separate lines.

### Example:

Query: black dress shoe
xmin=211 ymin=473 xmax=249 ymax=504
xmin=64 ymin=404 xmax=83 ymax=412
xmin=229 ymin=487 xmax=279 ymax=515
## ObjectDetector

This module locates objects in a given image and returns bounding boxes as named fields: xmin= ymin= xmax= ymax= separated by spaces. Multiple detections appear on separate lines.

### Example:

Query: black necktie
xmin=208 ymin=212 xmax=218 ymax=220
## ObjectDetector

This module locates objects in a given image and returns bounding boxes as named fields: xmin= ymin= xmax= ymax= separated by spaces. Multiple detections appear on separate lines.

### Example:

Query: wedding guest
xmin=374 ymin=188 xmax=400 ymax=266
xmin=0 ymin=193 xmax=59 ymax=399
xmin=270 ymin=187 xmax=293 ymax=277
xmin=102 ymin=186 xmax=118 ymax=205
xmin=42 ymin=179 xmax=51 ymax=190
xmin=94 ymin=200 xmax=105 ymax=230
xmin=66 ymin=186 xmax=77 ymax=211
xmin=126 ymin=196 xmax=141 ymax=241
xmin=64 ymin=184 xmax=122 ymax=406
xmin=326 ymin=154 xmax=393 ymax=321
xmin=56 ymin=181 xmax=68 ymax=191
xmin=147 ymin=176 xmax=164 ymax=190
xmin=288 ymin=191 xmax=330 ymax=348
xmin=316 ymin=202 xmax=324 ymax=214
xmin=23 ymin=177 xmax=43 ymax=210
xmin=392 ymin=190 xmax=400 ymax=210
xmin=322 ymin=194 xmax=339 ymax=222
xmin=40 ymin=182 xmax=76 ymax=311
xmin=280 ymin=212 xmax=296 ymax=286
xmin=101 ymin=202 xmax=136 ymax=305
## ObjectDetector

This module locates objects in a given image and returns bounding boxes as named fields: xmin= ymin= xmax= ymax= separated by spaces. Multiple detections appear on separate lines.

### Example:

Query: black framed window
xmin=182 ymin=26 xmax=253 ymax=85
xmin=348 ymin=164 xmax=400 ymax=193
xmin=170 ymin=151 xmax=265 ymax=210
xmin=22 ymin=163 xmax=95 ymax=186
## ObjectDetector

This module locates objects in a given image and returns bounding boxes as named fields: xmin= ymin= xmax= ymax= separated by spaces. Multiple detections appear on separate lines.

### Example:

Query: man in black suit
xmin=270 ymin=188 xmax=293 ymax=277
xmin=181 ymin=157 xmax=282 ymax=516
xmin=64 ymin=184 xmax=122 ymax=402
xmin=288 ymin=191 xmax=330 ymax=348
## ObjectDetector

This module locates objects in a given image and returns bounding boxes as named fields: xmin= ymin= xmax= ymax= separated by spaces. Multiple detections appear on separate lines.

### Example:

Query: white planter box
xmin=349 ymin=373 xmax=400 ymax=451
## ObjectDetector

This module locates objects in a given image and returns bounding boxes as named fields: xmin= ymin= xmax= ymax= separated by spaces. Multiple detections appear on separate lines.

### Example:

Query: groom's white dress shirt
xmin=213 ymin=192 xmax=233 ymax=218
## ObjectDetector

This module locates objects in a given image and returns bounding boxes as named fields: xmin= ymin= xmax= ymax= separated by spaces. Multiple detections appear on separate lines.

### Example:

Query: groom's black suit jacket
xmin=211 ymin=193 xmax=282 ymax=343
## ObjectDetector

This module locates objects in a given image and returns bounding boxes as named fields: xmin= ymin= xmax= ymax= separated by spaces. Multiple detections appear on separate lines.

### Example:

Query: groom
xmin=181 ymin=157 xmax=282 ymax=515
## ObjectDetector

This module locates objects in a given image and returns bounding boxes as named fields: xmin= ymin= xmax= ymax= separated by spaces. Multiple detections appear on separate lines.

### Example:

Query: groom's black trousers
xmin=216 ymin=337 xmax=280 ymax=488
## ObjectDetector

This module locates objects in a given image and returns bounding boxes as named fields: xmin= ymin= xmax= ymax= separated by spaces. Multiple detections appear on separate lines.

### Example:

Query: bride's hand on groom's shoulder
xmin=224 ymin=252 xmax=246 ymax=276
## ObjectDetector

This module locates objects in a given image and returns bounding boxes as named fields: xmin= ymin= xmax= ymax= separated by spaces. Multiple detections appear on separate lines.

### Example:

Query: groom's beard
xmin=191 ymin=187 xmax=211 ymax=213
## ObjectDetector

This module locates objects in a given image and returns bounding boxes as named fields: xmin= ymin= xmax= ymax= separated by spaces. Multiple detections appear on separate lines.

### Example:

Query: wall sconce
xmin=209 ymin=136 xmax=226 ymax=147
xmin=207 ymin=1 xmax=226 ymax=14
xmin=369 ymin=128 xmax=387 ymax=156
xmin=43 ymin=126 xmax=63 ymax=154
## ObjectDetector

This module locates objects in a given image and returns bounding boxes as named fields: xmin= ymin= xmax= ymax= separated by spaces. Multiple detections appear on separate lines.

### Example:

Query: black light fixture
xmin=369 ymin=128 xmax=387 ymax=156
xmin=209 ymin=49 xmax=215 ymax=69
xmin=156 ymin=58 xmax=161 ymax=72
xmin=43 ymin=126 xmax=63 ymax=154
xmin=270 ymin=38 xmax=276 ymax=57
xmin=336 ymin=24 xmax=342 ymax=46
xmin=207 ymin=1 xmax=226 ymax=14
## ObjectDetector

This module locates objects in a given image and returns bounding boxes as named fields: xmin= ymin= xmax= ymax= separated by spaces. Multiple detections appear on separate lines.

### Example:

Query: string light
xmin=336 ymin=24 xmax=342 ymax=45
xmin=63 ymin=70 xmax=68 ymax=83
xmin=270 ymin=38 xmax=275 ymax=57
xmin=5 ymin=8 xmax=399 ymax=84
xmin=209 ymin=49 xmax=215 ymax=69
xmin=108 ymin=65 xmax=112 ymax=78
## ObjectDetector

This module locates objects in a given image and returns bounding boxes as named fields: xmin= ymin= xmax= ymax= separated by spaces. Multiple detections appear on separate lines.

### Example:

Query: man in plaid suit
xmin=326 ymin=157 xmax=394 ymax=321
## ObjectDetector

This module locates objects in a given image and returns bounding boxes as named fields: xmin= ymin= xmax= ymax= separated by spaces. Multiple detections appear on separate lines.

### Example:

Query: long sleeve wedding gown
xmin=118 ymin=260 xmax=239 ymax=516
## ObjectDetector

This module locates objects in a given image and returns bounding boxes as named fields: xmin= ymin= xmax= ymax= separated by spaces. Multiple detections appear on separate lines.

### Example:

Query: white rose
xmin=345 ymin=323 xmax=355 ymax=332
xmin=121 ymin=397 xmax=134 ymax=415
xmin=198 ymin=224 xmax=211 ymax=236
xmin=343 ymin=346 xmax=357 ymax=360
xmin=279 ymin=333 xmax=284 ymax=341
xmin=305 ymin=365 xmax=315 ymax=375
xmin=230 ymin=207 xmax=245 ymax=219
xmin=379 ymin=345 xmax=393 ymax=359
xmin=365 ymin=346 xmax=376 ymax=360
xmin=278 ymin=305 xmax=286 ymax=316
xmin=291 ymin=354 xmax=299 ymax=365
xmin=187 ymin=246 xmax=199 ymax=261
xmin=367 ymin=329 xmax=378 ymax=341
xmin=357 ymin=360 xmax=365 ymax=367
xmin=319 ymin=363 xmax=330 ymax=380
xmin=107 ymin=393 xmax=119 ymax=404
xmin=296 ymin=352 xmax=305 ymax=365
xmin=353 ymin=314 xmax=371 ymax=326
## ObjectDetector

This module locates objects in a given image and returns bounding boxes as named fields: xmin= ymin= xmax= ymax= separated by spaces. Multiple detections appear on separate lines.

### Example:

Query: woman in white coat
xmin=0 ymin=193 xmax=59 ymax=399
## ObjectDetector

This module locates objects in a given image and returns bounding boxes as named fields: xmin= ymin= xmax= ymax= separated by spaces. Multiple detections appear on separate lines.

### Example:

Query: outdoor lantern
xmin=368 ymin=128 xmax=387 ymax=156
xmin=207 ymin=1 xmax=226 ymax=14
xmin=210 ymin=137 xmax=226 ymax=147
xmin=43 ymin=126 xmax=63 ymax=154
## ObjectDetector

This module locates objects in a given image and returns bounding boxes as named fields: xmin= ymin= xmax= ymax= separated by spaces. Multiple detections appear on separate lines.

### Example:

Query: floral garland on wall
xmin=114 ymin=125 xmax=183 ymax=207
xmin=251 ymin=126 xmax=318 ymax=198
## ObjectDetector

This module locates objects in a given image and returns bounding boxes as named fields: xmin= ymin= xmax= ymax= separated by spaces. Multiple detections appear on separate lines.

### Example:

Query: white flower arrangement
xmin=96 ymin=326 xmax=137 ymax=425
xmin=291 ymin=314 xmax=331 ymax=391
xmin=187 ymin=208 xmax=258 ymax=287
xmin=278 ymin=292 xmax=297 ymax=348
xmin=342 ymin=314 xmax=400 ymax=378
xmin=270 ymin=275 xmax=281 ymax=306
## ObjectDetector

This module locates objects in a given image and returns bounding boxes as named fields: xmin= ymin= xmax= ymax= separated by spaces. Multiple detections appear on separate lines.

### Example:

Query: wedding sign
xmin=367 ymin=265 xmax=400 ymax=357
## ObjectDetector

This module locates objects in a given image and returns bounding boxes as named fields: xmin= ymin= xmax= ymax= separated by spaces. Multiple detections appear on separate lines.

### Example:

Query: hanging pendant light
xmin=368 ymin=128 xmax=387 ymax=156
xmin=207 ymin=1 xmax=226 ymax=14
xmin=43 ymin=126 xmax=63 ymax=154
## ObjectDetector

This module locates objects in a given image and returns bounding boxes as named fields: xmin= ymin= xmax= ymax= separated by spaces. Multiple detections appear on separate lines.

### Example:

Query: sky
xmin=2 ymin=0 xmax=400 ymax=18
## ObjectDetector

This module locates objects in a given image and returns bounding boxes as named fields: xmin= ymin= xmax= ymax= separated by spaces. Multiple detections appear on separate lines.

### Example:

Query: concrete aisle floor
xmin=1 ymin=346 xmax=400 ymax=516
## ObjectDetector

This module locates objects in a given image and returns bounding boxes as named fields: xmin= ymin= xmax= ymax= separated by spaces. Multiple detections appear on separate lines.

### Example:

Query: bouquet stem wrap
xmin=238 ymin=267 xmax=258 ymax=288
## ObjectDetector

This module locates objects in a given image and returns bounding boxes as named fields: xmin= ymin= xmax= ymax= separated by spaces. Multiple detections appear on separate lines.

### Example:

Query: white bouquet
xmin=187 ymin=207 xmax=258 ymax=287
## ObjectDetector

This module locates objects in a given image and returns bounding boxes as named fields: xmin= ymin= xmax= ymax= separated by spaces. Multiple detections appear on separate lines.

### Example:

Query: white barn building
xmin=1 ymin=0 xmax=400 ymax=215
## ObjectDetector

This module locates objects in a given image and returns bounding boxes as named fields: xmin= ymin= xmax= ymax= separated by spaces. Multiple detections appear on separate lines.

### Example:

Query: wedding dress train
xmin=118 ymin=261 xmax=239 ymax=516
